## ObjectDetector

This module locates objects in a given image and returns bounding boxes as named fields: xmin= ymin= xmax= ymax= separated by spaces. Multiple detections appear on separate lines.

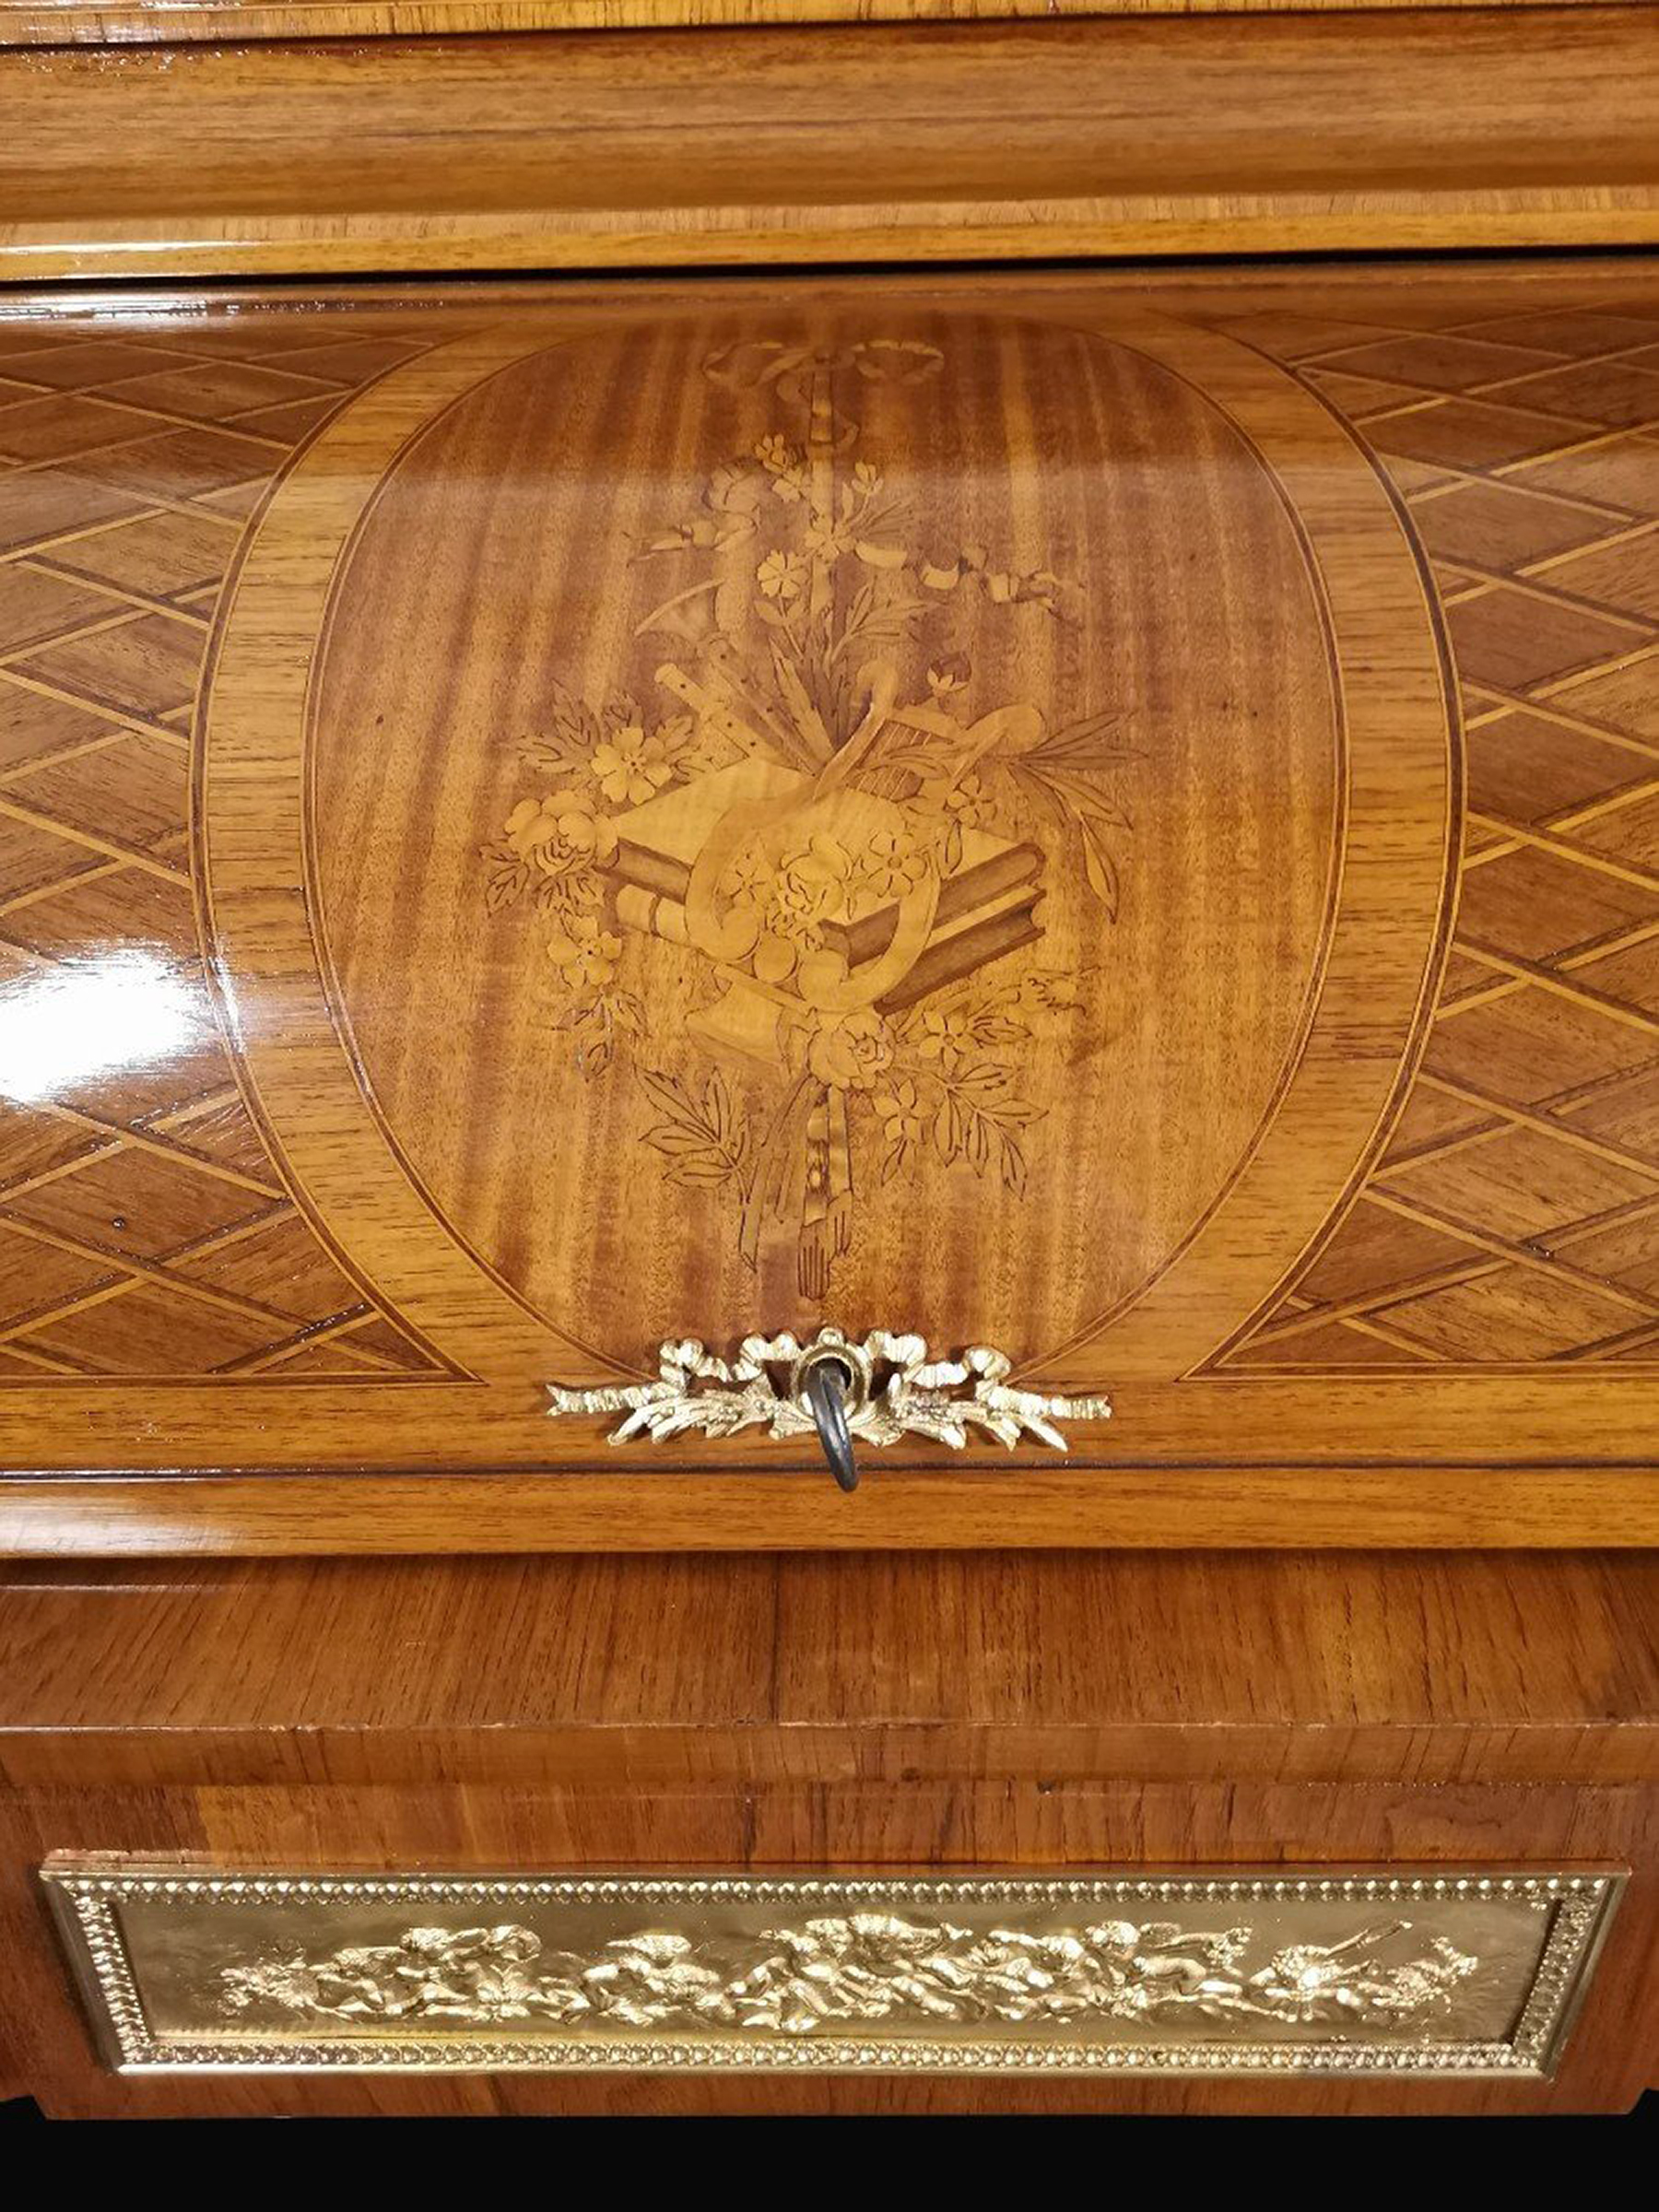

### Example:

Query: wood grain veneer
xmin=0 ymin=1548 xmax=1653 ymax=1786
xmin=1 ymin=10 xmax=1655 ymax=276
xmin=0 ymin=0 xmax=1652 ymax=2129
xmin=0 ymin=261 xmax=1654 ymax=1551
xmin=0 ymin=1549 xmax=1653 ymax=2112
xmin=1 ymin=0 xmax=1640 ymax=46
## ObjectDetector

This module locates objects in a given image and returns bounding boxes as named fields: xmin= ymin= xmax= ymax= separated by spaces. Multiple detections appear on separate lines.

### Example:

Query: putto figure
xmin=220 ymin=1912 xmax=1477 ymax=2036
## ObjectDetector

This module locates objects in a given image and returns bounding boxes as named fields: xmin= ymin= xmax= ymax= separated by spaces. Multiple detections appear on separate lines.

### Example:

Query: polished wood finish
xmin=240 ymin=310 xmax=1425 ymax=1374
xmin=2 ymin=0 xmax=1634 ymax=44
xmin=0 ymin=8 xmax=1653 ymax=2126
xmin=0 ymin=1549 xmax=1653 ymax=2112
xmin=2 ymin=1549 xmax=1653 ymax=1788
xmin=0 ymin=264 xmax=1655 ymax=1550
xmin=5 ymin=1465 xmax=1657 ymax=1557
xmin=2 ymin=10 xmax=1655 ymax=277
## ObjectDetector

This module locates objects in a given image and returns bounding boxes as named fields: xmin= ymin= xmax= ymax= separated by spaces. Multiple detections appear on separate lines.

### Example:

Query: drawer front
xmin=0 ymin=263 xmax=1654 ymax=1550
xmin=43 ymin=1862 xmax=1622 ymax=2080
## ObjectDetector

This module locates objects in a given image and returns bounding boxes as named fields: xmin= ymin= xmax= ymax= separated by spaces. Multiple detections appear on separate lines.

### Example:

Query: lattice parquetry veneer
xmin=1215 ymin=289 xmax=1659 ymax=1371
xmin=0 ymin=320 xmax=446 ymax=1380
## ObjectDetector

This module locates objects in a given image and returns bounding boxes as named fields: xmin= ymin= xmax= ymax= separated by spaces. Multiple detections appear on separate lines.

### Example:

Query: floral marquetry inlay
xmin=249 ymin=298 xmax=1416 ymax=1395
xmin=3 ymin=272 xmax=1653 ymax=1514
xmin=479 ymin=336 xmax=1125 ymax=1300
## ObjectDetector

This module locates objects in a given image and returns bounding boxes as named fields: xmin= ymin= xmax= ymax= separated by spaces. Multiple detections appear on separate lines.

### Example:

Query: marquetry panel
xmin=0 ymin=320 xmax=444 ymax=1378
xmin=0 ymin=267 xmax=1653 ymax=1520
xmin=1215 ymin=288 xmax=1659 ymax=1371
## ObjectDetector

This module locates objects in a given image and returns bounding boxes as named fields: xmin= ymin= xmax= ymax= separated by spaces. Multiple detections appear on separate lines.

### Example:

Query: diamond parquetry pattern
xmin=0 ymin=318 xmax=441 ymax=1379
xmin=1215 ymin=289 xmax=1659 ymax=1370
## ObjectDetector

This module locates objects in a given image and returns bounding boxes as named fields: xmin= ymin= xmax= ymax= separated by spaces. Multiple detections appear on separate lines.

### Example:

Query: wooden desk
xmin=0 ymin=1 xmax=1653 ymax=2115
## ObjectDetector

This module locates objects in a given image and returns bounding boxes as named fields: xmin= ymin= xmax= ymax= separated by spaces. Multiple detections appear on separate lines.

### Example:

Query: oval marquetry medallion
xmin=202 ymin=304 xmax=1453 ymax=1388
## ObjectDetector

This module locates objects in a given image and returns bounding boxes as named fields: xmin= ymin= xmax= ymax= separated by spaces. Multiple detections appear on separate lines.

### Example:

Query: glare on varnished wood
xmin=0 ymin=263 xmax=1654 ymax=1552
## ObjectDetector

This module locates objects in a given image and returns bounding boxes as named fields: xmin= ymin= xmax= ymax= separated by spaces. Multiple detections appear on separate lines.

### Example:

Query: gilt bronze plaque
xmin=42 ymin=1863 xmax=1620 ymax=2077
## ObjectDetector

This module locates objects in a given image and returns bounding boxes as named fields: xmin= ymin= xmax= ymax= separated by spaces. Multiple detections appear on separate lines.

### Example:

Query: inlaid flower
xmin=912 ymin=1007 xmax=964 ymax=1067
xmin=808 ymin=1009 xmax=895 ymax=1092
xmin=788 ymin=834 xmax=854 ymax=900
xmin=505 ymin=794 xmax=618 ymax=871
xmin=765 ymin=835 xmax=850 ymax=942
xmin=546 ymin=914 xmax=622 ymax=991
xmin=918 ymin=771 xmax=997 ymax=832
xmin=762 ymin=874 xmax=826 ymax=946
xmin=864 ymin=829 xmax=928 ymax=901
xmin=552 ymin=801 xmax=618 ymax=862
xmin=875 ymin=1077 xmax=922 ymax=1146
xmin=755 ymin=433 xmax=806 ymax=502
xmin=720 ymin=846 xmax=772 ymax=910
xmin=504 ymin=795 xmax=568 ymax=861
xmin=804 ymin=515 xmax=853 ymax=562
xmin=756 ymin=548 xmax=808 ymax=602
xmin=591 ymin=724 xmax=677 ymax=807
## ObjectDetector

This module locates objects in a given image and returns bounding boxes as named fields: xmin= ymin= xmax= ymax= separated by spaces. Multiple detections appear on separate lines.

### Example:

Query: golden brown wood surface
xmin=1 ymin=8 xmax=1650 ymax=2130
xmin=0 ymin=262 xmax=1654 ymax=1551
xmin=0 ymin=1549 xmax=1653 ymax=2112
xmin=5 ymin=1466 xmax=1657 ymax=1557
xmin=0 ymin=0 xmax=1636 ymax=42
xmin=1 ymin=10 xmax=1655 ymax=276
xmin=1 ymin=1549 xmax=1653 ymax=1786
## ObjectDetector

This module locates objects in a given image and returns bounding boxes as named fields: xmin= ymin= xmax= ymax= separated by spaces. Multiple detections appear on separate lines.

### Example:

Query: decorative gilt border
xmin=41 ymin=1865 xmax=1622 ymax=2079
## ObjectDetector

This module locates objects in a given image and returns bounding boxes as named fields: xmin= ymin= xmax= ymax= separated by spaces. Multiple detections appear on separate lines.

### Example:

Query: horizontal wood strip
xmin=0 ymin=0 xmax=1635 ymax=53
xmin=1 ymin=12 xmax=1655 ymax=276
xmin=0 ymin=1551 xmax=1650 ymax=1748
xmin=3 ymin=1717 xmax=1653 ymax=1789
xmin=10 ymin=203 xmax=1656 ymax=290
xmin=2 ymin=1465 xmax=1656 ymax=1556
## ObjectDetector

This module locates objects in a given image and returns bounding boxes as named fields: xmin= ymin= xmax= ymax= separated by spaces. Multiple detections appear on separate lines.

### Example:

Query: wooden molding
xmin=0 ymin=1 xmax=1642 ymax=51
xmin=1 ymin=11 xmax=1656 ymax=276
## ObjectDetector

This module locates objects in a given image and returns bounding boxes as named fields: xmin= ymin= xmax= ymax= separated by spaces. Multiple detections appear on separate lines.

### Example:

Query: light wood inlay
xmin=0 ymin=265 xmax=1653 ymax=1547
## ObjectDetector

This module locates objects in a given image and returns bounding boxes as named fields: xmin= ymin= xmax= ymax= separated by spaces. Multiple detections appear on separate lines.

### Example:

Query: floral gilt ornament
xmin=482 ymin=335 xmax=1133 ymax=1297
xmin=545 ymin=1328 xmax=1112 ymax=1453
